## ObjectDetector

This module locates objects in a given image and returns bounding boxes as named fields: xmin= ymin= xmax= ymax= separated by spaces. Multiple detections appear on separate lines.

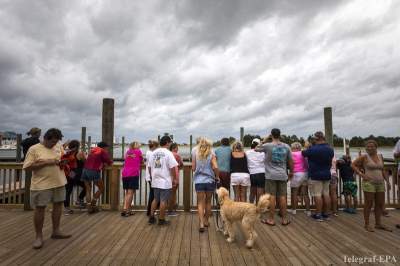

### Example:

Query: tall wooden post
xmin=102 ymin=98 xmax=114 ymax=158
xmin=102 ymin=98 xmax=118 ymax=210
xmin=324 ymin=107 xmax=333 ymax=147
xmin=121 ymin=136 xmax=125 ymax=158
xmin=240 ymin=127 xmax=244 ymax=142
xmin=16 ymin=134 xmax=22 ymax=162
xmin=158 ymin=135 xmax=161 ymax=142
xmin=81 ymin=127 xmax=86 ymax=153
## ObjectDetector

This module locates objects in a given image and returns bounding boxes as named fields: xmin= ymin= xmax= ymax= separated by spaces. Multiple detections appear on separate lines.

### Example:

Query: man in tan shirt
xmin=23 ymin=128 xmax=71 ymax=249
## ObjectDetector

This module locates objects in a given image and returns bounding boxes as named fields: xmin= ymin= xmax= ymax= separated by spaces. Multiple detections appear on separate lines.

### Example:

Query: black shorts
xmin=250 ymin=173 xmax=265 ymax=188
xmin=122 ymin=177 xmax=139 ymax=190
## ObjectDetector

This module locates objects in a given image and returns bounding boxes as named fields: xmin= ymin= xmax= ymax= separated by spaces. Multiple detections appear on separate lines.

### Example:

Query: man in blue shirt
xmin=215 ymin=138 xmax=231 ymax=190
xmin=302 ymin=131 xmax=334 ymax=222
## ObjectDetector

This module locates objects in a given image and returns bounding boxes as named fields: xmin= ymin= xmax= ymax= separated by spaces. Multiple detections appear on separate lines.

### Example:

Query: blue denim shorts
xmin=81 ymin=169 xmax=101 ymax=182
xmin=195 ymin=182 xmax=215 ymax=192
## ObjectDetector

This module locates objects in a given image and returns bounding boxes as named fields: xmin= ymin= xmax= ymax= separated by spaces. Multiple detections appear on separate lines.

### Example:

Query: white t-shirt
xmin=149 ymin=147 xmax=178 ymax=189
xmin=245 ymin=149 xmax=265 ymax=175
xmin=145 ymin=150 xmax=153 ymax=182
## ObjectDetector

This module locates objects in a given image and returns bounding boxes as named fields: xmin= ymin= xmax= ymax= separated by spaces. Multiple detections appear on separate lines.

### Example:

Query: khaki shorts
xmin=30 ymin=186 xmax=66 ymax=208
xmin=265 ymin=179 xmax=287 ymax=197
xmin=308 ymin=180 xmax=330 ymax=197
xmin=362 ymin=181 xmax=385 ymax=193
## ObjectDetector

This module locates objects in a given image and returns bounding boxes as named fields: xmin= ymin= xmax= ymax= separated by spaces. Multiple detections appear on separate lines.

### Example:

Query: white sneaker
xmin=305 ymin=210 xmax=312 ymax=217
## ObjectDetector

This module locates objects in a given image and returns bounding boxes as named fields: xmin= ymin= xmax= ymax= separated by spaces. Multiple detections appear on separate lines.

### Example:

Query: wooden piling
xmin=81 ymin=127 xmax=86 ymax=153
xmin=324 ymin=107 xmax=333 ymax=147
xmin=102 ymin=98 xmax=114 ymax=159
xmin=240 ymin=127 xmax=244 ymax=142
xmin=121 ymin=136 xmax=125 ymax=158
xmin=87 ymin=136 xmax=91 ymax=152
xmin=189 ymin=135 xmax=193 ymax=162
xmin=16 ymin=134 xmax=22 ymax=162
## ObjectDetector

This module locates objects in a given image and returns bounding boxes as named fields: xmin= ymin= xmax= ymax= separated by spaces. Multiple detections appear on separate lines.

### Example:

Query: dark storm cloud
xmin=0 ymin=0 xmax=399 ymax=143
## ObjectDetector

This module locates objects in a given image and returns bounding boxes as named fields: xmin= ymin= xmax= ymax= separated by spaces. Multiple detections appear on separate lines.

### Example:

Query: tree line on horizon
xmin=211 ymin=134 xmax=400 ymax=148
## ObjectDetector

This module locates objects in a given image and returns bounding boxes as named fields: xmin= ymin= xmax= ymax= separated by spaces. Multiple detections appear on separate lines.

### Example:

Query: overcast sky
xmin=0 ymin=0 xmax=399 ymax=143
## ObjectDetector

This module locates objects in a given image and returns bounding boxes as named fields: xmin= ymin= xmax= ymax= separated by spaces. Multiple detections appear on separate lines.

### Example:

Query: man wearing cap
xmin=21 ymin=127 xmax=41 ymax=159
xmin=148 ymin=135 xmax=179 ymax=225
xmin=302 ymin=131 xmax=334 ymax=222
xmin=81 ymin=141 xmax=113 ymax=213
xmin=255 ymin=128 xmax=293 ymax=226
xmin=22 ymin=128 xmax=71 ymax=249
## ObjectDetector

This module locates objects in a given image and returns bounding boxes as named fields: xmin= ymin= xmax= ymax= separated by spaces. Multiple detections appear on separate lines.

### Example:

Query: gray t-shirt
xmin=255 ymin=142 xmax=292 ymax=181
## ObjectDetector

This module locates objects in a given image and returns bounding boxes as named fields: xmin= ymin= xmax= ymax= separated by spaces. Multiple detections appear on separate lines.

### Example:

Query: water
xmin=0 ymin=146 xmax=396 ymax=160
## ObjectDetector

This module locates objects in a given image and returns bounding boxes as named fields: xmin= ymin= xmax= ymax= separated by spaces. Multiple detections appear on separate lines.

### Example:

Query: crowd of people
xmin=20 ymin=127 xmax=400 ymax=249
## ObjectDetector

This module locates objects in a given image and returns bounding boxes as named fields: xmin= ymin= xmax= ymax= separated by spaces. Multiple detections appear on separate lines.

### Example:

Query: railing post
xmin=109 ymin=167 xmax=120 ymax=211
xmin=189 ymin=135 xmax=193 ymax=162
xmin=23 ymin=170 xmax=32 ymax=210
xmin=324 ymin=107 xmax=333 ymax=147
xmin=183 ymin=165 xmax=191 ymax=212
xmin=16 ymin=134 xmax=22 ymax=162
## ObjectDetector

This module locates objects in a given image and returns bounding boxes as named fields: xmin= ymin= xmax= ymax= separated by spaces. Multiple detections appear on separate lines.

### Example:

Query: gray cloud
xmin=0 ymin=0 xmax=399 ymax=143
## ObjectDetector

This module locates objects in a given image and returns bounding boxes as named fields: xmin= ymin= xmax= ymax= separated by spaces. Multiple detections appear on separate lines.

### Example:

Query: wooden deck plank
xmin=0 ymin=210 xmax=399 ymax=265
xmin=206 ymin=214 xmax=224 ymax=266
xmin=166 ymin=214 xmax=186 ymax=266
xmin=99 ymin=214 xmax=146 ymax=265
xmin=189 ymin=211 xmax=201 ymax=266
xmin=178 ymin=213 xmax=192 ymax=266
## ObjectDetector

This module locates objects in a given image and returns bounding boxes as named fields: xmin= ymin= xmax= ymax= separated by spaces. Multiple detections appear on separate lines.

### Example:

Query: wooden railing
xmin=0 ymin=162 xmax=399 ymax=210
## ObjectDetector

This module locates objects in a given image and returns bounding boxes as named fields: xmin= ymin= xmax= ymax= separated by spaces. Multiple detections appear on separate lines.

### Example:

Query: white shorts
xmin=231 ymin=172 xmax=251 ymax=186
xmin=290 ymin=172 xmax=308 ymax=188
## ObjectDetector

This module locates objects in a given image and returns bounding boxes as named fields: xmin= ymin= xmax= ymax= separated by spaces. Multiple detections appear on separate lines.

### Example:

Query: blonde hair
xmin=129 ymin=141 xmax=141 ymax=149
xmin=232 ymin=141 xmax=244 ymax=152
xmin=197 ymin=138 xmax=212 ymax=160
xmin=291 ymin=142 xmax=302 ymax=150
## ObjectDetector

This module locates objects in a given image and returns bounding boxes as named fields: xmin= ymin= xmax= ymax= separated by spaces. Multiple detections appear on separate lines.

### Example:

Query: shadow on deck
xmin=0 ymin=209 xmax=399 ymax=265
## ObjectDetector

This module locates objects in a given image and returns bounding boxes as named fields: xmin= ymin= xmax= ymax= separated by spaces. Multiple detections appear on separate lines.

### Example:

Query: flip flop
xmin=281 ymin=220 xmax=291 ymax=226
xmin=261 ymin=219 xmax=275 ymax=226
xmin=375 ymin=225 xmax=392 ymax=232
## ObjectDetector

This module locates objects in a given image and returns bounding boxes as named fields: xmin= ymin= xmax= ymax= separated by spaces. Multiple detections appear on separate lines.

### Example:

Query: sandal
xmin=375 ymin=225 xmax=392 ymax=232
xmin=281 ymin=220 xmax=291 ymax=226
xmin=261 ymin=219 xmax=275 ymax=226
xmin=199 ymin=227 xmax=205 ymax=233
xmin=364 ymin=225 xmax=375 ymax=232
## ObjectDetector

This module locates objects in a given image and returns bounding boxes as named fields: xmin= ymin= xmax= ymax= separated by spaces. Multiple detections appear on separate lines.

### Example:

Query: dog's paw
xmin=226 ymin=237 xmax=235 ymax=243
xmin=246 ymin=240 xmax=254 ymax=248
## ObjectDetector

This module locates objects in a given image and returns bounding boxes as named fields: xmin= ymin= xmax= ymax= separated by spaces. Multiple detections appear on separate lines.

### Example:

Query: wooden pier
xmin=0 ymin=209 xmax=399 ymax=265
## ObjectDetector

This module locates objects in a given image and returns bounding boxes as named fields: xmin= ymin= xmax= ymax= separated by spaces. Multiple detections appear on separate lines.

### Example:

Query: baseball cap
xmin=27 ymin=127 xmax=41 ymax=135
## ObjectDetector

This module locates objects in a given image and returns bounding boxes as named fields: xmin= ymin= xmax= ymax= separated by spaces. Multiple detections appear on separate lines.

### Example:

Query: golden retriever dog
xmin=216 ymin=187 xmax=271 ymax=248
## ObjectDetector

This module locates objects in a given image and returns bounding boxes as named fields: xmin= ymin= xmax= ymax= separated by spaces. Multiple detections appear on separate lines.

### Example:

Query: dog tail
xmin=256 ymin=193 xmax=271 ymax=213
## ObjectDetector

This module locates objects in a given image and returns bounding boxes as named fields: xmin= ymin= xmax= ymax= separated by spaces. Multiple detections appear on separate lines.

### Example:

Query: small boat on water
xmin=0 ymin=144 xmax=17 ymax=150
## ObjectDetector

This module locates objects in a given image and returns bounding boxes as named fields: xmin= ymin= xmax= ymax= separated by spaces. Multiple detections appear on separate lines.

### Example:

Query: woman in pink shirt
xmin=121 ymin=141 xmax=143 ymax=217
xmin=290 ymin=142 xmax=311 ymax=216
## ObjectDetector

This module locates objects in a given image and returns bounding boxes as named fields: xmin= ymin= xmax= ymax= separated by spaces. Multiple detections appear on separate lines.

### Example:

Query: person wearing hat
xmin=22 ymin=128 xmax=71 ymax=249
xmin=302 ymin=131 xmax=334 ymax=222
xmin=81 ymin=141 xmax=113 ymax=213
xmin=21 ymin=127 xmax=41 ymax=159
xmin=245 ymin=138 xmax=265 ymax=204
